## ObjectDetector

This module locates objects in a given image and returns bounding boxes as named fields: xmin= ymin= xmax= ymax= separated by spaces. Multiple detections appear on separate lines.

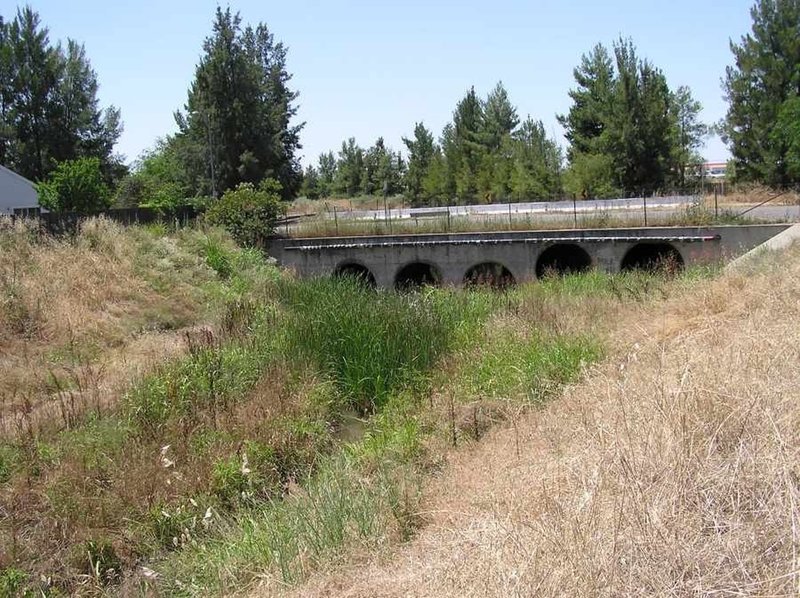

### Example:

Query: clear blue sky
xmin=8 ymin=0 xmax=755 ymax=166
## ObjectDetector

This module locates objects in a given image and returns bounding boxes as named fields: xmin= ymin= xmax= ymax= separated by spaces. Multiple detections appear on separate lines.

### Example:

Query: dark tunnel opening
xmin=395 ymin=262 xmax=441 ymax=290
xmin=621 ymin=243 xmax=684 ymax=273
xmin=334 ymin=263 xmax=377 ymax=287
xmin=463 ymin=262 xmax=516 ymax=289
xmin=535 ymin=244 xmax=593 ymax=278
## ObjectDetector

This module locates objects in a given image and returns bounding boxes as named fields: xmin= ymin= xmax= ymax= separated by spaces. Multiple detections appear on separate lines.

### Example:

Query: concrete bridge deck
xmin=265 ymin=224 xmax=789 ymax=289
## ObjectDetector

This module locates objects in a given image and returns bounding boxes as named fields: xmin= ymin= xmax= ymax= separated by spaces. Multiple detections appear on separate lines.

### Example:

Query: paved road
xmin=286 ymin=198 xmax=800 ymax=236
xmin=337 ymin=195 xmax=699 ymax=221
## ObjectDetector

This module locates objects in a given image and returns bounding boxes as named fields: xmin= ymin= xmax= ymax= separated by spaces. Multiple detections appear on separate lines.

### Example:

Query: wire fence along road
xmin=332 ymin=195 xmax=700 ymax=222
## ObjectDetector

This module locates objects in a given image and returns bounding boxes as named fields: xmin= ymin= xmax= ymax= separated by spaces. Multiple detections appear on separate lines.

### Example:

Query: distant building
xmin=0 ymin=164 xmax=40 ymax=216
xmin=703 ymin=161 xmax=728 ymax=180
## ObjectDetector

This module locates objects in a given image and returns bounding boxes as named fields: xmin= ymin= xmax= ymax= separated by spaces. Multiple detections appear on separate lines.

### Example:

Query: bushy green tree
xmin=114 ymin=138 xmax=190 ymax=208
xmin=773 ymin=96 xmax=800 ymax=181
xmin=563 ymin=152 xmax=618 ymax=199
xmin=451 ymin=87 xmax=487 ymax=198
xmin=722 ymin=0 xmax=800 ymax=185
xmin=334 ymin=138 xmax=363 ymax=196
xmin=317 ymin=151 xmax=336 ymax=197
xmin=509 ymin=117 xmax=563 ymax=200
xmin=300 ymin=164 xmax=321 ymax=199
xmin=561 ymin=39 xmax=704 ymax=197
xmin=558 ymin=44 xmax=615 ymax=160
xmin=37 ymin=156 xmax=111 ymax=213
xmin=421 ymin=148 xmax=450 ymax=204
xmin=670 ymin=85 xmax=707 ymax=188
xmin=483 ymin=81 xmax=519 ymax=150
xmin=175 ymin=8 xmax=303 ymax=199
xmin=0 ymin=7 xmax=122 ymax=182
xmin=205 ymin=179 xmax=283 ymax=247
xmin=605 ymin=39 xmax=674 ymax=194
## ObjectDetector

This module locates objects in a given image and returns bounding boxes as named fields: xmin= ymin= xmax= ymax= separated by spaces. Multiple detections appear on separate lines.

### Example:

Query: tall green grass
xmin=277 ymin=278 xmax=495 ymax=413
xmin=161 ymin=452 xmax=420 ymax=594
xmin=459 ymin=333 xmax=602 ymax=403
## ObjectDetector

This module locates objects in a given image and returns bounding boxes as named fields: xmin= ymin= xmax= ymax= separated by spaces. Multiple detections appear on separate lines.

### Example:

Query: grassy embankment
xmin=0 ymin=217 xmax=710 ymax=596
xmin=292 ymin=241 xmax=800 ymax=597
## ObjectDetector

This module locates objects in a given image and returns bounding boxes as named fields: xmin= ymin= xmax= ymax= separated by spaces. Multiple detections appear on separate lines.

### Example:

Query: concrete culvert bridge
xmin=334 ymin=262 xmax=377 ymax=287
xmin=621 ymin=243 xmax=684 ymax=272
xmin=395 ymin=262 xmax=441 ymax=290
xmin=266 ymin=225 xmax=790 ymax=288
xmin=536 ymin=244 xmax=593 ymax=278
xmin=464 ymin=262 xmax=515 ymax=289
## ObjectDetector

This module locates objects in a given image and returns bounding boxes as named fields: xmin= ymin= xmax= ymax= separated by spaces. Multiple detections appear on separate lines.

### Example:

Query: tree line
xmin=1 ymin=0 xmax=800 ymax=211
xmin=0 ymin=6 xmax=123 ymax=208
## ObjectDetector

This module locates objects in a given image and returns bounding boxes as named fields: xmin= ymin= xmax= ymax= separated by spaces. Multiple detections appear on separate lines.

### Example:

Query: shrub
xmin=203 ymin=237 xmax=233 ymax=278
xmin=0 ymin=567 xmax=27 ymax=596
xmin=211 ymin=441 xmax=279 ymax=509
xmin=205 ymin=180 xmax=284 ymax=247
xmin=37 ymin=157 xmax=112 ymax=213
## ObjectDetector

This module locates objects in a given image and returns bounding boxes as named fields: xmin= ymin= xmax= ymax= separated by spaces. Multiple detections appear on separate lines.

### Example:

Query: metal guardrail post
xmin=573 ymin=197 xmax=578 ymax=228
xmin=643 ymin=196 xmax=648 ymax=227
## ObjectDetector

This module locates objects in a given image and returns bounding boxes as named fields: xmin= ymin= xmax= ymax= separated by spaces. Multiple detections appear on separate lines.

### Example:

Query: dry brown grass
xmin=0 ymin=218 xmax=214 ymax=435
xmin=289 ymin=248 xmax=800 ymax=596
xmin=706 ymin=183 xmax=800 ymax=207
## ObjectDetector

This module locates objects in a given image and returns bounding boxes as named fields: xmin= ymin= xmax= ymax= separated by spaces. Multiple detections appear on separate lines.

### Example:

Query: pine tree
xmin=670 ymin=85 xmax=707 ymax=188
xmin=451 ymin=87 xmax=487 ymax=199
xmin=176 ymin=8 xmax=303 ymax=199
xmin=723 ymin=0 xmax=800 ymax=185
xmin=561 ymin=39 xmax=699 ymax=197
xmin=558 ymin=44 xmax=614 ymax=160
xmin=334 ymin=137 xmax=363 ymax=196
xmin=300 ymin=164 xmax=321 ymax=199
xmin=0 ymin=7 xmax=121 ymax=182
xmin=509 ymin=117 xmax=563 ymax=200
xmin=317 ymin=151 xmax=336 ymax=197
xmin=606 ymin=39 xmax=673 ymax=195
xmin=402 ymin=122 xmax=435 ymax=201
xmin=483 ymin=81 xmax=519 ymax=150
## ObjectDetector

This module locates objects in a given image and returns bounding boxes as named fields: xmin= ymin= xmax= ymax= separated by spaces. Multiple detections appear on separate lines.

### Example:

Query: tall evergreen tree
xmin=483 ymin=81 xmax=519 ymax=150
xmin=606 ymin=39 xmax=673 ymax=194
xmin=299 ymin=164 xmax=321 ymax=199
xmin=402 ymin=122 xmax=435 ymax=201
xmin=722 ymin=0 xmax=800 ymax=185
xmin=558 ymin=44 xmax=615 ymax=160
xmin=670 ymin=85 xmax=707 ymax=188
xmin=176 ymin=8 xmax=303 ymax=199
xmin=509 ymin=117 xmax=563 ymax=200
xmin=334 ymin=137 xmax=363 ymax=196
xmin=561 ymin=39 xmax=701 ymax=197
xmin=0 ymin=7 xmax=121 ymax=182
xmin=317 ymin=150 xmax=336 ymax=197
xmin=451 ymin=87 xmax=487 ymax=198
